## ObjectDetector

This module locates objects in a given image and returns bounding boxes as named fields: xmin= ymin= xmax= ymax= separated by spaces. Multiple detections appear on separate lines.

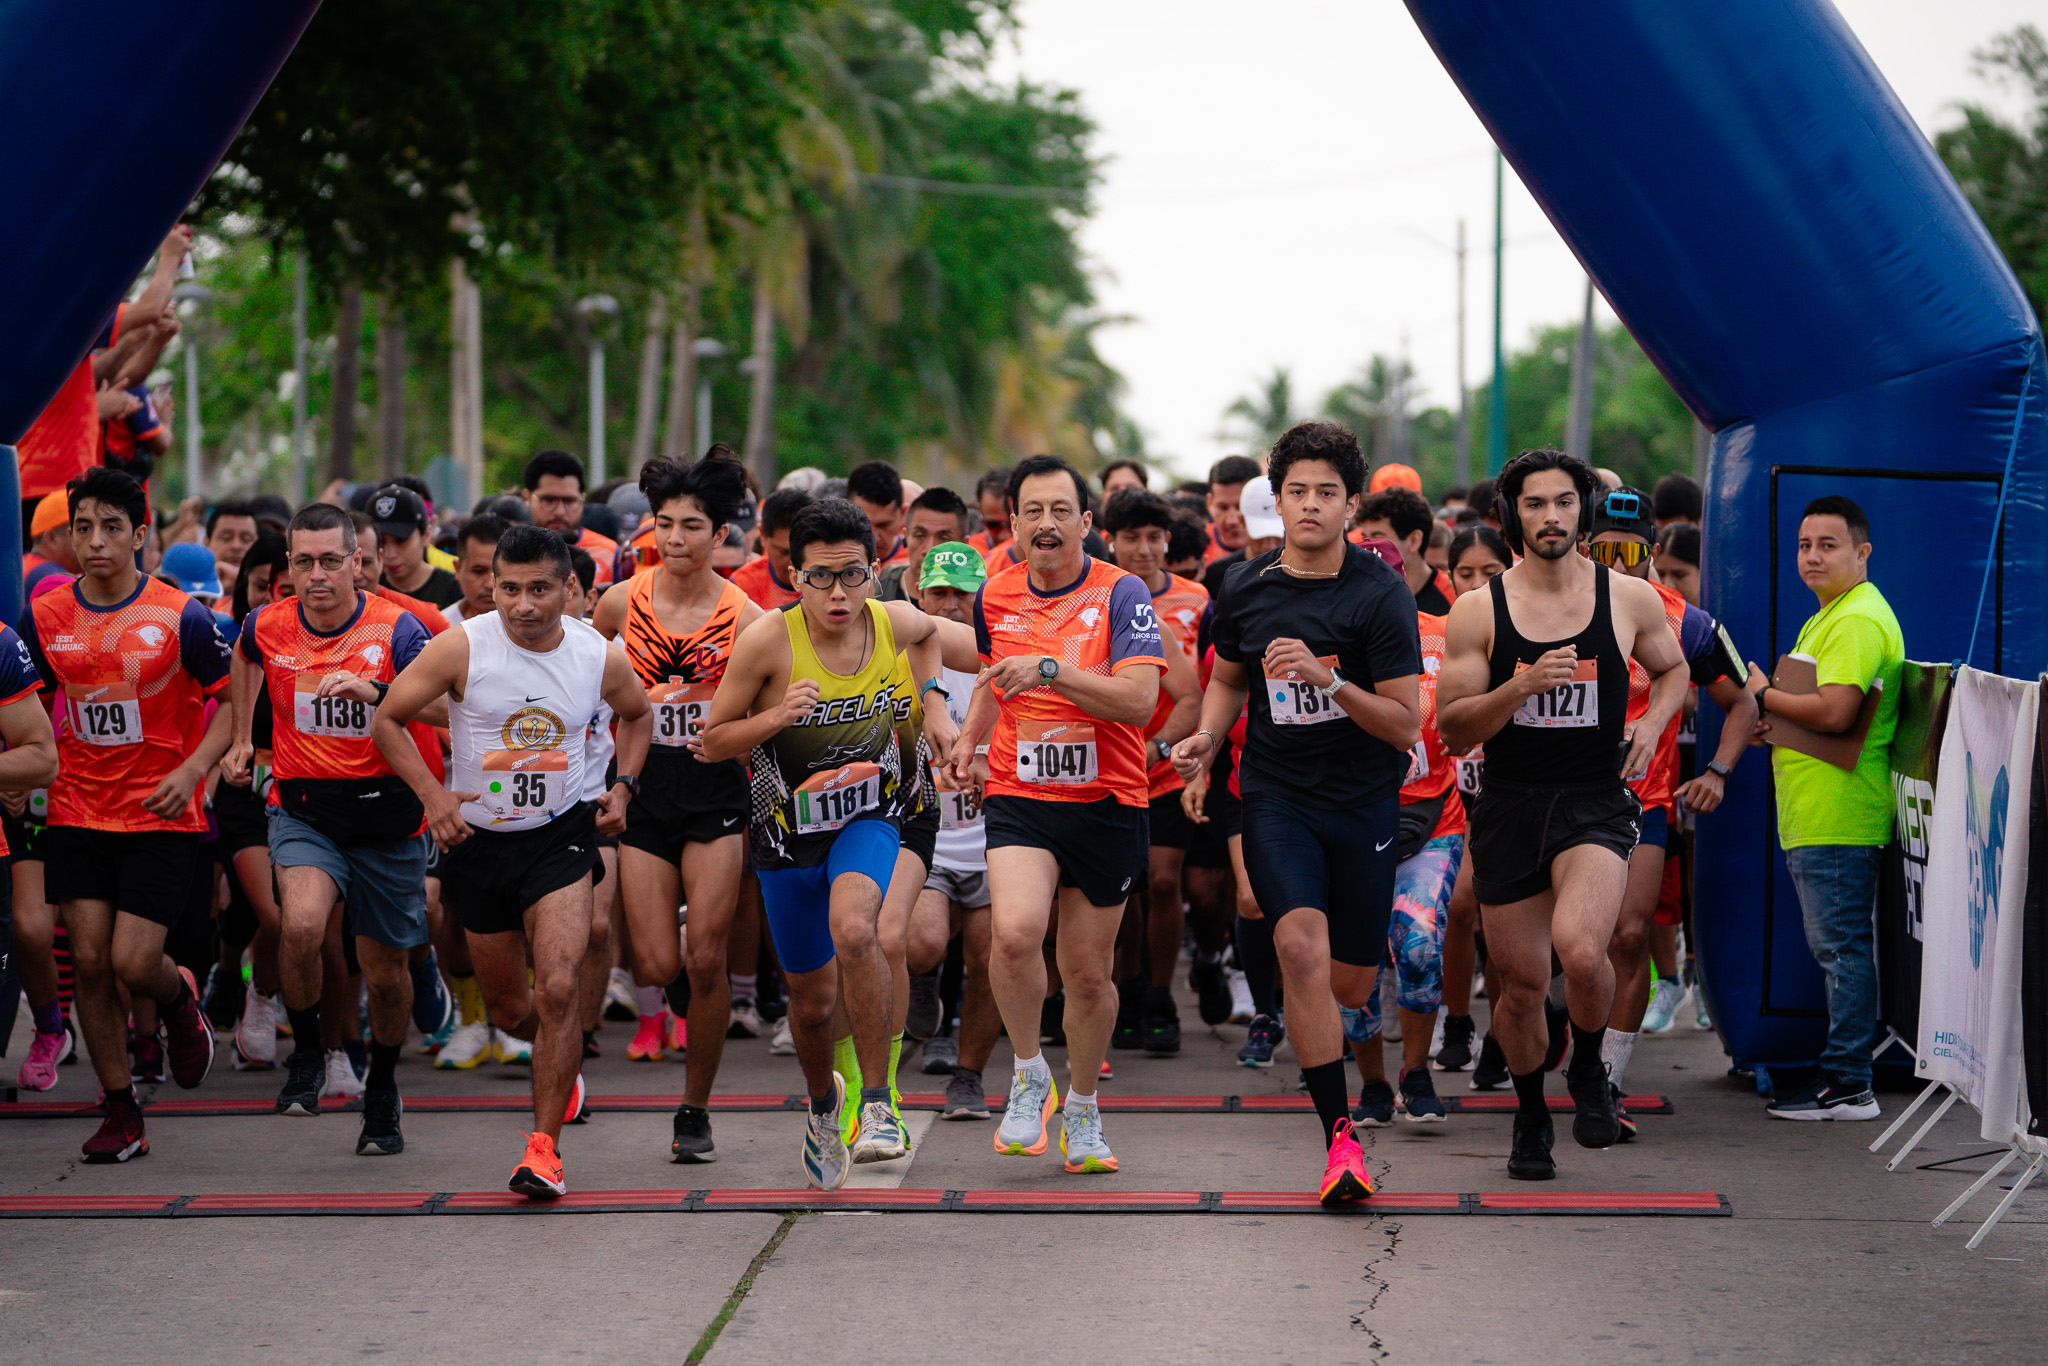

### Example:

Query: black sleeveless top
xmin=1480 ymin=564 xmax=1630 ymax=788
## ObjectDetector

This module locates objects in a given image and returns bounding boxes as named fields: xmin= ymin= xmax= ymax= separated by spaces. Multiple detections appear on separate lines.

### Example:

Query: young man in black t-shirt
xmin=1172 ymin=422 xmax=1420 ymax=1207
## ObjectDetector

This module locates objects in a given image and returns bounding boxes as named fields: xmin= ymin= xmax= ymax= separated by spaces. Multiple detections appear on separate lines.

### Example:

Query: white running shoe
xmin=434 ymin=1018 xmax=494 ymax=1070
xmin=769 ymin=1017 xmax=796 ymax=1056
xmin=603 ymin=968 xmax=638 ymax=1022
xmin=494 ymin=1030 xmax=533 ymax=1065
xmin=802 ymin=1073 xmax=851 ymax=1191
xmin=995 ymin=1065 xmax=1059 ymax=1156
xmin=1226 ymin=969 xmax=1255 ymax=1025
xmin=1642 ymin=979 xmax=1686 ymax=1034
xmin=728 ymin=1002 xmax=765 ymax=1039
xmin=1427 ymin=1009 xmax=1447 ymax=1060
xmin=851 ymin=1100 xmax=909 ymax=1163
xmin=322 ymin=1049 xmax=366 ymax=1103
xmin=236 ymin=986 xmax=278 ymax=1068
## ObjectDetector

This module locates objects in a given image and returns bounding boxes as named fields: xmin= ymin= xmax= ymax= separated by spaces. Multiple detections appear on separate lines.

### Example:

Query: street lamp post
xmin=575 ymin=294 xmax=620 ymax=483
xmin=693 ymin=337 xmax=727 ymax=456
xmin=172 ymin=283 xmax=212 ymax=501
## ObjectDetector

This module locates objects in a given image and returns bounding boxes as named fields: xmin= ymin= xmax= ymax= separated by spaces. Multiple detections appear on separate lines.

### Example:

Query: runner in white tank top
xmin=375 ymin=526 xmax=651 ymax=1201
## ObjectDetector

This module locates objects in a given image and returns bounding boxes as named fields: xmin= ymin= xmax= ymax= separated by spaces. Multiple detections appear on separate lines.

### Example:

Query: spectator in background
xmin=1446 ymin=524 xmax=1512 ymax=598
xmin=478 ymin=494 xmax=531 ymax=525
xmin=382 ymin=474 xmax=458 ymax=572
xmin=523 ymin=451 xmax=616 ymax=586
xmin=1653 ymin=523 xmax=1701 ymax=604
xmin=776 ymin=466 xmax=828 ymax=495
xmin=1426 ymin=519 xmax=1452 ymax=574
xmin=249 ymin=494 xmax=292 ymax=538
xmin=968 ymin=467 xmax=1013 ymax=556
xmin=879 ymin=486 xmax=968 ymax=602
xmin=847 ymin=460 xmax=909 ymax=567
xmin=1465 ymin=480 xmax=1501 ymax=531
xmin=159 ymin=541 xmax=224 ymax=610
xmin=22 ymin=491 xmax=79 ymax=591
xmin=1368 ymin=463 xmax=1422 ymax=494
xmin=608 ymin=484 xmax=651 ymax=542
xmin=1756 ymin=495 xmax=1901 ymax=1123
xmin=1200 ymin=469 xmax=1285 ymax=601
xmin=371 ymin=486 xmax=463 ymax=609
xmin=1100 ymin=459 xmax=1149 ymax=498
xmin=205 ymin=502 xmax=260 ymax=599
xmin=1355 ymin=486 xmax=1454 ymax=614
xmin=1164 ymin=514 xmax=1208 ymax=580
xmin=730 ymin=486 xmax=809 ymax=610
xmin=101 ymin=378 xmax=170 ymax=484
xmin=1654 ymin=473 xmax=1703 ymax=530
xmin=1438 ymin=486 xmax=1470 ymax=513
xmin=1204 ymin=455 xmax=1262 ymax=563
xmin=1594 ymin=466 xmax=1624 ymax=491
xmin=447 ymin=512 xmax=510 ymax=623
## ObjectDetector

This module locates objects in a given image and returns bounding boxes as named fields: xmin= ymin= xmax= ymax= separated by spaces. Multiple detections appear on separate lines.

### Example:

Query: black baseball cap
xmin=370 ymin=486 xmax=430 ymax=539
xmin=1590 ymin=486 xmax=1654 ymax=543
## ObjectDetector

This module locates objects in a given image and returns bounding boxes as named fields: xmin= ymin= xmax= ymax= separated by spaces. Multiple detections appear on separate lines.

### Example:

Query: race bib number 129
xmin=66 ymin=682 xmax=142 ymax=747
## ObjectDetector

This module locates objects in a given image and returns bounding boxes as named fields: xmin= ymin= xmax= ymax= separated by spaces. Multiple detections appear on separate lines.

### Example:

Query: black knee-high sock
xmin=1236 ymin=914 xmax=1278 ymax=1017
xmin=367 ymin=1041 xmax=401 ymax=1092
xmin=286 ymin=1003 xmax=322 ymax=1058
xmin=1303 ymin=1059 xmax=1351 ymax=1145
xmin=1568 ymin=1021 xmax=1606 ymax=1078
xmin=1511 ymin=1067 xmax=1548 ymax=1122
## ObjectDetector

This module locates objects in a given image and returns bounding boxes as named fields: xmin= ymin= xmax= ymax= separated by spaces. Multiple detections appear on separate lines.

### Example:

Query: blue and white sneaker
xmin=852 ymin=1100 xmax=909 ymax=1164
xmin=995 ymin=1064 xmax=1059 ymax=1156
xmin=409 ymin=952 xmax=453 ymax=1037
xmin=1641 ymin=978 xmax=1685 ymax=1035
xmin=803 ymin=1072 xmax=851 ymax=1191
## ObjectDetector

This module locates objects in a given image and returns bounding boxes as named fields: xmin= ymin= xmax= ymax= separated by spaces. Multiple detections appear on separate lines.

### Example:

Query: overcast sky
xmin=990 ymin=1 xmax=2041 ymax=480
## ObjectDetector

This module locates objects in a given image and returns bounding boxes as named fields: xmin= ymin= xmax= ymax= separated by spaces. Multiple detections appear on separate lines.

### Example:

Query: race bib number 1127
xmin=1512 ymin=661 xmax=1600 ymax=729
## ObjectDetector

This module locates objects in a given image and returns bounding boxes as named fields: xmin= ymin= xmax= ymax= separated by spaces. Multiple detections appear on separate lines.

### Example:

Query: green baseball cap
xmin=919 ymin=542 xmax=988 ymax=593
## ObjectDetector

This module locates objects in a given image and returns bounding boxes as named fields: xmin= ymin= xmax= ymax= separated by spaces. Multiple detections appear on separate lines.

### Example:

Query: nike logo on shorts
xmin=1375 ymin=837 xmax=1394 ymax=852
xmin=723 ymin=816 xmax=742 ymax=828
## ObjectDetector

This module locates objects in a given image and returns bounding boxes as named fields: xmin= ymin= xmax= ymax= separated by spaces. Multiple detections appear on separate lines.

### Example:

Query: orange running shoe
xmin=1099 ymin=1058 xmax=1114 ymax=1081
xmin=563 ymin=1073 xmax=589 ymax=1125
xmin=628 ymin=1013 xmax=665 ymax=1062
xmin=1319 ymin=1117 xmax=1373 ymax=1205
xmin=510 ymin=1130 xmax=566 ymax=1199
xmin=666 ymin=1012 xmax=688 ymax=1055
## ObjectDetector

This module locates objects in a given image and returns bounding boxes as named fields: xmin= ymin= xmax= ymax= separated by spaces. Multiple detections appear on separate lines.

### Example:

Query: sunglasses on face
xmin=798 ymin=565 xmax=872 ymax=591
xmin=1587 ymin=540 xmax=1652 ymax=569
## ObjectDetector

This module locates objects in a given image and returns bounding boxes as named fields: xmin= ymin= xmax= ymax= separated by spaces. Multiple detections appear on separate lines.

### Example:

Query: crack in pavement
xmin=1349 ymin=1123 xmax=1400 ymax=1360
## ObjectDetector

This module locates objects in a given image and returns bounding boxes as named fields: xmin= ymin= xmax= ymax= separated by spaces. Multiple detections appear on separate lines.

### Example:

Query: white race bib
xmin=478 ymin=749 xmax=569 ymax=821
xmin=794 ymin=762 xmax=883 ymax=834
xmin=26 ymin=788 xmax=48 ymax=821
xmin=1267 ymin=657 xmax=1343 ymax=726
xmin=1015 ymin=721 xmax=1097 ymax=785
xmin=650 ymin=680 xmax=713 ymax=748
xmin=938 ymin=787 xmax=982 ymax=830
xmin=67 ymin=682 xmax=142 ymax=747
xmin=1511 ymin=661 xmax=1600 ymax=729
xmin=1403 ymin=740 xmax=1429 ymax=784
xmin=293 ymin=677 xmax=374 ymax=738
xmin=1456 ymin=753 xmax=1483 ymax=798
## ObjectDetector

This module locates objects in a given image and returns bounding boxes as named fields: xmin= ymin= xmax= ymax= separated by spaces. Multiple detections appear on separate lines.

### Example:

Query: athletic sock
xmin=1302 ymin=1059 xmax=1352 ymax=1146
xmin=286 ymin=1003 xmax=323 ymax=1055
xmin=1235 ymin=914 xmax=1278 ymax=1017
xmin=32 ymin=999 xmax=62 ymax=1036
xmin=1601 ymin=1029 xmax=1639 ymax=1091
xmin=635 ymin=986 xmax=664 ymax=1019
xmin=105 ymin=1084 xmax=136 ymax=1112
xmin=1511 ymin=1067 xmax=1549 ymax=1122
xmin=832 ymin=1034 xmax=862 ymax=1094
xmin=887 ymin=1033 xmax=903 ymax=1092
xmin=1568 ymin=1021 xmax=1606 ymax=1079
xmin=663 ymin=970 xmax=690 ymax=1017
xmin=1065 ymin=1087 xmax=1098 ymax=1111
xmin=811 ymin=1090 xmax=838 ymax=1116
xmin=453 ymin=974 xmax=483 ymax=1024
xmin=1013 ymin=1051 xmax=1050 ymax=1077
xmin=859 ymin=1086 xmax=892 ymax=1109
xmin=367 ymin=1041 xmax=400 ymax=1092
xmin=729 ymin=972 xmax=756 ymax=1006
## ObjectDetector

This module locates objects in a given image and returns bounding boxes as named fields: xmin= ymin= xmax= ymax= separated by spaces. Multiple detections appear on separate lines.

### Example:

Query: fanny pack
xmin=275 ymin=776 xmax=425 ymax=846
xmin=1396 ymin=790 xmax=1450 ymax=863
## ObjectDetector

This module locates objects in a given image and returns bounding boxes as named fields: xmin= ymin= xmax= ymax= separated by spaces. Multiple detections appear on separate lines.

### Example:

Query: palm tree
xmin=1222 ymin=367 xmax=1297 ymax=455
xmin=1323 ymin=355 xmax=1420 ymax=467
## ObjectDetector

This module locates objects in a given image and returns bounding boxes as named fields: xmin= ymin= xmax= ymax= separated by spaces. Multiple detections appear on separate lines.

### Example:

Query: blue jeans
xmin=1784 ymin=844 xmax=1881 ymax=1088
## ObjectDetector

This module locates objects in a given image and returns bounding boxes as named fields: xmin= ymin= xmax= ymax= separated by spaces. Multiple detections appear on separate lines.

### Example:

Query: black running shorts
xmin=1466 ymin=777 xmax=1641 ymax=907
xmin=983 ymin=794 xmax=1148 ymax=910
xmin=1239 ymin=791 xmax=1399 ymax=969
xmin=43 ymin=827 xmax=202 ymax=929
xmin=1148 ymin=789 xmax=1194 ymax=852
xmin=441 ymin=802 xmax=604 ymax=937
xmin=899 ymin=799 xmax=939 ymax=872
xmin=620 ymin=753 xmax=749 ymax=865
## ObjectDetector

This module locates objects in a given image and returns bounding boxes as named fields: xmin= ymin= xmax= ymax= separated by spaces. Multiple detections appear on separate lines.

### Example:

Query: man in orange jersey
xmin=23 ymin=468 xmax=234 ymax=1163
xmin=222 ymin=503 xmax=435 ymax=1155
xmin=1099 ymin=486 xmax=1212 ymax=1050
xmin=593 ymin=454 xmax=762 ymax=1164
xmin=948 ymin=454 xmax=1164 ymax=1176
xmin=729 ymin=487 xmax=808 ymax=610
xmin=524 ymin=450 xmax=618 ymax=587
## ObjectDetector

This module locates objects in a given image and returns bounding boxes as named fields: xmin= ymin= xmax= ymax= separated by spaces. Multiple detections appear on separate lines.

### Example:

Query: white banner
xmin=1916 ymin=667 xmax=2035 ymax=1118
xmin=1981 ymin=675 xmax=2043 ymax=1150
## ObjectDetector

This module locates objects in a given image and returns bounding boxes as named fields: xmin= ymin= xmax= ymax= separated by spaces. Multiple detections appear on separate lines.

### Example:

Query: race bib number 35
xmin=1015 ymin=721 xmax=1097 ymax=785
xmin=294 ymin=678 xmax=373 ymax=737
xmin=1512 ymin=661 xmax=1600 ymax=729
xmin=1268 ymin=656 xmax=1343 ymax=726
xmin=650 ymin=680 xmax=714 ymax=748
xmin=794 ymin=761 xmax=883 ymax=834
xmin=480 ymin=749 xmax=569 ymax=819
xmin=66 ymin=682 xmax=142 ymax=747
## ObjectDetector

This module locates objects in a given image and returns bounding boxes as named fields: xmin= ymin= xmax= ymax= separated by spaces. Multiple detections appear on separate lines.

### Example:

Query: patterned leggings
xmin=1342 ymin=834 xmax=1464 ymax=1043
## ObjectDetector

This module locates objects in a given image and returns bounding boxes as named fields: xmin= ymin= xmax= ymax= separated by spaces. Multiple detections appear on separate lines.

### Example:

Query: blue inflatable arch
xmin=1404 ymin=0 xmax=2047 ymax=1068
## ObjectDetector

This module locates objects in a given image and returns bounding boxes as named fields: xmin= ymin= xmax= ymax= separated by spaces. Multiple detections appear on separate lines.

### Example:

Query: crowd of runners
xmin=8 ymin=417 xmax=1756 ymax=1203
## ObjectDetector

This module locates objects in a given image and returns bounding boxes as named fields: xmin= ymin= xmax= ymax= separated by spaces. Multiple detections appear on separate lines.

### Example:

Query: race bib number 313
xmin=1015 ymin=721 xmax=1097 ymax=785
xmin=650 ymin=680 xmax=714 ymax=748
xmin=1512 ymin=661 xmax=1600 ymax=729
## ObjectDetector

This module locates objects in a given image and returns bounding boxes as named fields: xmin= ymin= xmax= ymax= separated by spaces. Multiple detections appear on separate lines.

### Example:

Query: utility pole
xmin=449 ymin=257 xmax=484 ymax=509
xmin=173 ymin=283 xmax=211 ymax=501
xmin=1566 ymin=276 xmax=1596 ymax=465
xmin=291 ymin=250 xmax=308 ymax=504
xmin=630 ymin=294 xmax=667 ymax=471
xmin=575 ymin=294 xmax=620 ymax=484
xmin=1489 ymin=151 xmax=1507 ymax=477
xmin=1454 ymin=217 xmax=1470 ymax=488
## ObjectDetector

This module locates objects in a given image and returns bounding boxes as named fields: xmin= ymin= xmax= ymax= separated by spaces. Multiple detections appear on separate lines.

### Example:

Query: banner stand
xmin=1871 ymin=1080 xmax=1960 ymax=1169
xmin=1930 ymin=1147 xmax=2048 ymax=1250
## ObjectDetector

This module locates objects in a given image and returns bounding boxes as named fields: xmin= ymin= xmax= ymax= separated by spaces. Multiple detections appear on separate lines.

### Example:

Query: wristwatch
xmin=1038 ymin=656 xmax=1060 ymax=683
xmin=1151 ymin=739 xmax=1172 ymax=763
xmin=612 ymin=773 xmax=640 ymax=797
xmin=1318 ymin=668 xmax=1348 ymax=700
xmin=1706 ymin=759 xmax=1733 ymax=780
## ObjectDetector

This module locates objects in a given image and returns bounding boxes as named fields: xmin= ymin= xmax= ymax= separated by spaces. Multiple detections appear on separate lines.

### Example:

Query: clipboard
xmin=1762 ymin=652 xmax=1882 ymax=772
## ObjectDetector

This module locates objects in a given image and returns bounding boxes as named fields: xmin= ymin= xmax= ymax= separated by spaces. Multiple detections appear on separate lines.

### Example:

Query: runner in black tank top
xmin=1436 ymin=450 xmax=1687 ymax=1183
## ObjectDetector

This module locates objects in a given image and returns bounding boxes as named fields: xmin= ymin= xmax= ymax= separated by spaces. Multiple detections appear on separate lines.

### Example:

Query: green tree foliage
xmin=1936 ymin=25 xmax=2048 ymax=326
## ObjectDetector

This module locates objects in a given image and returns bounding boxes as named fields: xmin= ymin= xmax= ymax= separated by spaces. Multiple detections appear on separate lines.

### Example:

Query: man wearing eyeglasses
xmin=701 ymin=498 xmax=958 ymax=1190
xmin=1581 ymin=488 xmax=1756 ymax=1134
xmin=524 ymin=450 xmax=618 ymax=589
xmin=222 ymin=502 xmax=435 ymax=1156
xmin=1436 ymin=449 xmax=1686 ymax=1181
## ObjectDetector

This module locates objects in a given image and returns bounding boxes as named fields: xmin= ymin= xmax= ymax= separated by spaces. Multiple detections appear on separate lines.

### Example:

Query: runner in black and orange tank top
xmin=1436 ymin=449 xmax=1687 ymax=1183
xmin=591 ymin=454 xmax=761 ymax=1164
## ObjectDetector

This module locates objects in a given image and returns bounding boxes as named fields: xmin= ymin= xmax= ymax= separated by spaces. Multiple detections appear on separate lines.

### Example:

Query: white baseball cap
xmin=1240 ymin=474 xmax=1284 ymax=540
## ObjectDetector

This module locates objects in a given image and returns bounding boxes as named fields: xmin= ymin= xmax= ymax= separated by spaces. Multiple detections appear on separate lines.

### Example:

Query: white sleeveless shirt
xmin=449 ymin=610 xmax=610 ymax=832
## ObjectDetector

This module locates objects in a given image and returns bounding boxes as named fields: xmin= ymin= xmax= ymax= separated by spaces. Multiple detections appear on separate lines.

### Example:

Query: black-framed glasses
xmin=288 ymin=554 xmax=353 ymax=574
xmin=798 ymin=565 xmax=873 ymax=591
xmin=1587 ymin=540 xmax=1651 ymax=569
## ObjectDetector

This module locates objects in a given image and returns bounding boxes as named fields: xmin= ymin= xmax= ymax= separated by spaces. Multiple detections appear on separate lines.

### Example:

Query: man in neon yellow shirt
xmin=1751 ymin=495 xmax=1901 ymax=1122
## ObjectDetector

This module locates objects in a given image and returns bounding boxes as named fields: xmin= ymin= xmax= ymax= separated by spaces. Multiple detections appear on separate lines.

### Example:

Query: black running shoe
xmin=906 ymin=969 xmax=942 ymax=1041
xmin=1611 ymin=1083 xmax=1637 ymax=1143
xmin=1470 ymin=1032 xmax=1510 ymax=1090
xmin=1039 ymin=990 xmax=1067 ymax=1048
xmin=1237 ymin=1014 xmax=1283 ymax=1068
xmin=1189 ymin=952 xmax=1231 ymax=1027
xmin=1542 ymin=999 xmax=1571 ymax=1072
xmin=1566 ymin=1060 xmax=1620 ymax=1149
xmin=1110 ymin=978 xmax=1145 ymax=1051
xmin=1352 ymin=1078 xmax=1396 ymax=1127
xmin=1398 ymin=1065 xmax=1447 ymax=1122
xmin=276 ymin=1049 xmax=322 ymax=1117
xmin=1507 ymin=1111 xmax=1556 ymax=1180
xmin=357 ymin=1088 xmax=404 ymax=1156
xmin=1434 ymin=1013 xmax=1476 ymax=1072
xmin=1140 ymin=986 xmax=1181 ymax=1056
xmin=671 ymin=1102 xmax=717 ymax=1163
